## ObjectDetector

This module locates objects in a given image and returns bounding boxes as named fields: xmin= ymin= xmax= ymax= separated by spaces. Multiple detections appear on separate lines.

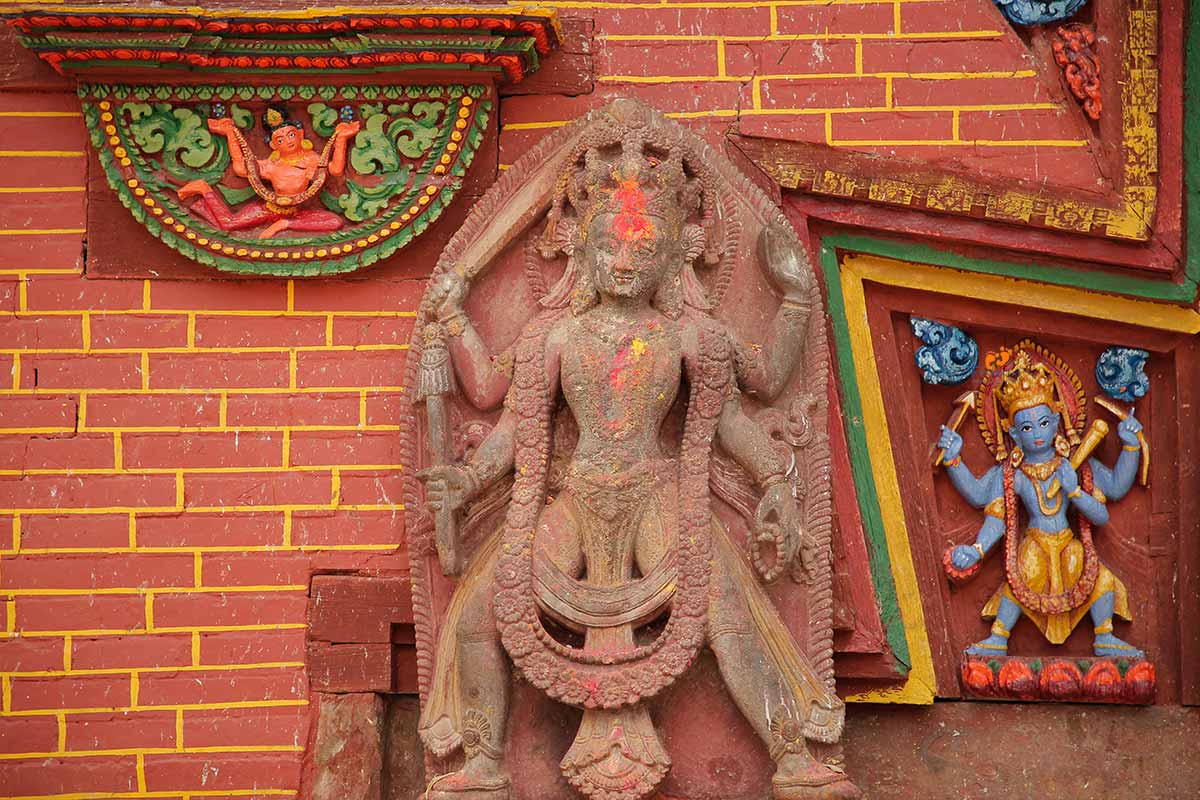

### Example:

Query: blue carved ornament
xmin=1095 ymin=347 xmax=1150 ymax=402
xmin=910 ymin=317 xmax=979 ymax=385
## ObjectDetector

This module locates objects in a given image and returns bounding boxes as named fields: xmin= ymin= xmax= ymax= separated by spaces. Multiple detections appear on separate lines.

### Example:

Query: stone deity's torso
xmin=559 ymin=309 xmax=683 ymax=476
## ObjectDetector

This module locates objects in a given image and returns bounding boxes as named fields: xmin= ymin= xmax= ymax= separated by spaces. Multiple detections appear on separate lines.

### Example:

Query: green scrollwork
xmin=126 ymin=102 xmax=251 ymax=185
xmin=321 ymin=167 xmax=411 ymax=222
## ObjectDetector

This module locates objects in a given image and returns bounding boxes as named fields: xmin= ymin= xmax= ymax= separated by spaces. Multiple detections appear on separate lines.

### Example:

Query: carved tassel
xmin=417 ymin=322 xmax=454 ymax=400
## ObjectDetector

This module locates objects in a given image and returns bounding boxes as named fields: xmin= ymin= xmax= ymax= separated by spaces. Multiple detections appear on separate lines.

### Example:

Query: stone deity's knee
xmin=456 ymin=570 xmax=500 ymax=639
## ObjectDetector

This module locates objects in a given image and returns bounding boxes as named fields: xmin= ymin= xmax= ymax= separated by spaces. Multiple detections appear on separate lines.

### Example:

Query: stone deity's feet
xmin=772 ymin=754 xmax=861 ymax=800
xmin=1094 ymin=633 xmax=1144 ymax=659
xmin=178 ymin=179 xmax=212 ymax=200
xmin=425 ymin=758 xmax=510 ymax=800
xmin=965 ymin=634 xmax=1009 ymax=656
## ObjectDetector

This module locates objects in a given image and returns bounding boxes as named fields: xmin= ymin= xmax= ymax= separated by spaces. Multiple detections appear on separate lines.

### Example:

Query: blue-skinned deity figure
xmin=935 ymin=344 xmax=1144 ymax=658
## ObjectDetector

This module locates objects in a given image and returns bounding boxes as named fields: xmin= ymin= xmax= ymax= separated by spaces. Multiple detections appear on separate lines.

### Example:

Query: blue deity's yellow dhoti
xmin=983 ymin=526 xmax=1131 ymax=644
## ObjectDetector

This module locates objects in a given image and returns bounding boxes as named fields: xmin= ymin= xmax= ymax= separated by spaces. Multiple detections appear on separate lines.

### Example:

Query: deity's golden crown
xmin=995 ymin=351 xmax=1059 ymax=421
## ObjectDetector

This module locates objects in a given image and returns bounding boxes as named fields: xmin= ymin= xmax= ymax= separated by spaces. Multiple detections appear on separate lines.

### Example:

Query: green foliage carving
xmin=125 ymin=102 xmax=249 ymax=185
xmin=390 ymin=101 xmax=444 ymax=158
xmin=307 ymin=102 xmax=339 ymax=138
xmin=322 ymin=167 xmax=411 ymax=222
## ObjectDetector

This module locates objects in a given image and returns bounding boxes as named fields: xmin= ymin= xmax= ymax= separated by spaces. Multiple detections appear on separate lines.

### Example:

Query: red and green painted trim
xmin=3 ymin=5 xmax=561 ymax=84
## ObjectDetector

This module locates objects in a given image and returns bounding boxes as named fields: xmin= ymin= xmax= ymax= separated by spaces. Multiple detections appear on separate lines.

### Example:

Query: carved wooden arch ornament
xmin=1 ymin=5 xmax=562 ymax=276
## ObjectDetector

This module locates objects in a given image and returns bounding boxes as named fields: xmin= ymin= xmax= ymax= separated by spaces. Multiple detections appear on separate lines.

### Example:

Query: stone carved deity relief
xmin=399 ymin=99 xmax=859 ymax=800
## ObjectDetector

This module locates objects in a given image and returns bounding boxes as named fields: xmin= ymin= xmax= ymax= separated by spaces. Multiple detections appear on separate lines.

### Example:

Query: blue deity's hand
xmin=937 ymin=425 xmax=963 ymax=461
xmin=1058 ymin=460 xmax=1079 ymax=497
xmin=951 ymin=544 xmax=981 ymax=570
xmin=1118 ymin=411 xmax=1143 ymax=446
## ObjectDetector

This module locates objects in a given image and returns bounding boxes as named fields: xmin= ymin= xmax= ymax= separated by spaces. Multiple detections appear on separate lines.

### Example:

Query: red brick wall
xmin=0 ymin=3 xmax=1089 ymax=798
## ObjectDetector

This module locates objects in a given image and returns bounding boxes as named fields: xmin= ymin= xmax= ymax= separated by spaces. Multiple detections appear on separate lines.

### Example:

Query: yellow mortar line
xmin=9 ymin=354 xmax=18 ymax=391
xmin=143 ymin=596 xmax=153 ymax=632
xmin=130 ymin=672 xmax=140 ymax=705
xmin=281 ymin=428 xmax=291 ymax=468
xmin=0 ymin=309 xmax=416 ymax=318
xmin=2 ymin=586 xmax=308 ymax=597
xmin=0 ymin=150 xmax=83 ymax=157
xmin=16 ymin=543 xmax=398 ymax=555
xmin=62 ymin=635 xmax=71 ymax=671
xmin=190 ymin=631 xmax=200 ymax=666
xmin=0 ymin=463 xmax=405 ymax=475
xmin=77 ymin=393 xmax=87 ymax=428
xmin=0 ymin=745 xmax=305 ymax=761
xmin=56 ymin=710 xmax=66 ymax=751
xmin=1 ymin=675 xmax=10 ymax=712
xmin=715 ymin=39 xmax=726 ymax=77
xmin=0 ymin=698 xmax=308 ymax=718
xmin=0 ymin=112 xmax=81 ymax=118
xmin=127 ymin=514 xmax=136 ymax=548
xmin=540 ymin=0 xmax=987 ymax=8
xmin=112 ymin=432 xmax=123 ymax=471
xmin=600 ymin=30 xmax=1005 ymax=41
xmin=358 ymin=390 xmax=368 ymax=427
xmin=141 ymin=281 xmax=151 ymax=311
xmin=952 ymin=109 xmax=961 ymax=141
xmin=5 ymin=661 xmax=305 ymax=679
xmin=0 ymin=186 xmax=84 ymax=193
xmin=0 ymin=792 xmax=295 ymax=800
xmin=16 ymin=280 xmax=26 ymax=312
xmin=893 ymin=0 xmax=901 ymax=32
xmin=769 ymin=4 xmax=778 ymax=34
xmin=186 ymin=313 xmax=196 ymax=347
xmin=136 ymin=753 xmax=146 ymax=793
xmin=174 ymin=471 xmax=184 ymax=510
xmin=855 ymin=39 xmax=863 ymax=75
xmin=324 ymin=315 xmax=334 ymax=346
xmin=288 ymin=351 xmax=297 ymax=389
xmin=286 ymin=281 xmax=295 ymax=312
xmin=0 ymin=344 xmax=408 ymax=355
xmin=0 ymin=503 xmax=401 ymax=515
xmin=7 ymin=623 xmax=309 ymax=639
xmin=0 ymin=387 xmax=403 ymax=397
xmin=175 ymin=709 xmax=184 ymax=750
xmin=5 ymin=600 xmax=14 ymax=632
xmin=331 ymin=468 xmax=341 ymax=506
xmin=282 ymin=509 xmax=293 ymax=547
xmin=218 ymin=393 xmax=228 ymax=426
xmin=824 ymin=112 xmax=833 ymax=145
xmin=193 ymin=552 xmax=202 ymax=587
xmin=139 ymin=353 xmax=150 ymax=390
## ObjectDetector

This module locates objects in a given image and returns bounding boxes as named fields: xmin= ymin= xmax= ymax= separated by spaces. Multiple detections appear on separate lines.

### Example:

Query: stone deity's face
xmin=1008 ymin=403 xmax=1061 ymax=457
xmin=581 ymin=211 xmax=678 ymax=302
xmin=270 ymin=124 xmax=305 ymax=156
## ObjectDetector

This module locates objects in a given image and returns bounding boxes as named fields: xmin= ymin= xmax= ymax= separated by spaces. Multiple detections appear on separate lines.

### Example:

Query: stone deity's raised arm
xmin=429 ymin=273 xmax=512 ymax=411
xmin=736 ymin=224 xmax=814 ymax=401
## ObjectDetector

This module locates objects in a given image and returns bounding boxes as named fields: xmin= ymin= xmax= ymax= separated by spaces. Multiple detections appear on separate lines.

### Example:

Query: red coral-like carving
xmin=1053 ymin=24 xmax=1102 ymax=121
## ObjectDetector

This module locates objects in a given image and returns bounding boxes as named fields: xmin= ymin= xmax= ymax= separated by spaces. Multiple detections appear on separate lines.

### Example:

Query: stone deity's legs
xmin=967 ymin=595 xmax=1020 ymax=655
xmin=706 ymin=547 xmax=859 ymax=800
xmin=424 ymin=567 xmax=511 ymax=800
xmin=1090 ymin=590 xmax=1144 ymax=658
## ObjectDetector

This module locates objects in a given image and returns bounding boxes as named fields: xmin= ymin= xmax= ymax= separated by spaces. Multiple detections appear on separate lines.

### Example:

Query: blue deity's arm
xmin=975 ymin=515 xmax=1005 ymax=554
xmin=945 ymin=479 xmax=1004 ymax=570
xmin=1087 ymin=448 xmax=1140 ymax=503
xmin=945 ymin=462 xmax=1003 ymax=509
xmin=1070 ymin=484 xmax=1110 ymax=526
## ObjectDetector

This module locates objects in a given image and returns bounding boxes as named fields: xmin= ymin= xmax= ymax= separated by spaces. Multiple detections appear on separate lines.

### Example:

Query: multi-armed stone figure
xmin=402 ymin=100 xmax=859 ymax=800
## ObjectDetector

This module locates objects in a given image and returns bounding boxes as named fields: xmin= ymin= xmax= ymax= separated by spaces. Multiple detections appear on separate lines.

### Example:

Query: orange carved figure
xmin=179 ymin=105 xmax=360 ymax=239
